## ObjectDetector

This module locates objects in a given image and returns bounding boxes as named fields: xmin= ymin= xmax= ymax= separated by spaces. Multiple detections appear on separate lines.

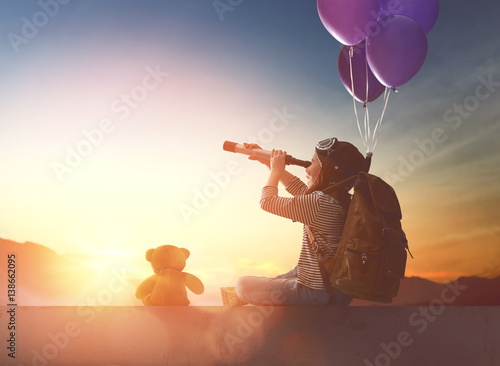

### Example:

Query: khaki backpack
xmin=307 ymin=172 xmax=412 ymax=304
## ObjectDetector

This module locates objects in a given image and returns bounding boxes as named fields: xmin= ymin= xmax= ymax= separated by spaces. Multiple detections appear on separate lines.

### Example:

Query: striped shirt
xmin=260 ymin=176 xmax=348 ymax=290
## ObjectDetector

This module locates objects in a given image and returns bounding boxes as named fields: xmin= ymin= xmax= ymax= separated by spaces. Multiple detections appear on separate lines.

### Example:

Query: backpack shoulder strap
xmin=306 ymin=226 xmax=336 ymax=303
xmin=322 ymin=174 xmax=360 ymax=197
xmin=305 ymin=173 xmax=364 ymax=303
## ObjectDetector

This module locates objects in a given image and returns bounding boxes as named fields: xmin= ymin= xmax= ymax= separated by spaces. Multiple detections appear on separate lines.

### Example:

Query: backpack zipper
xmin=347 ymin=248 xmax=376 ymax=273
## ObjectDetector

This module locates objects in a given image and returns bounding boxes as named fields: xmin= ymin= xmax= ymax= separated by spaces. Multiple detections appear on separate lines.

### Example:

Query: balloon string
xmin=371 ymin=87 xmax=391 ymax=152
xmin=372 ymin=87 xmax=389 ymax=139
xmin=349 ymin=47 xmax=369 ymax=154
xmin=363 ymin=51 xmax=371 ymax=152
xmin=364 ymin=50 xmax=369 ymax=107
xmin=348 ymin=46 xmax=392 ymax=154
xmin=364 ymin=104 xmax=370 ymax=150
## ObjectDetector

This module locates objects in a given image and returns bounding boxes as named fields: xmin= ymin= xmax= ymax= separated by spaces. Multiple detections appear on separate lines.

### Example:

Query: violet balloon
xmin=317 ymin=0 xmax=381 ymax=46
xmin=366 ymin=15 xmax=428 ymax=88
xmin=338 ymin=42 xmax=386 ymax=103
xmin=380 ymin=0 xmax=439 ymax=34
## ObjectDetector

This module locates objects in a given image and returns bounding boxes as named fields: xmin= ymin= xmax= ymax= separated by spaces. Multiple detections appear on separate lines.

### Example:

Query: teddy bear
xmin=135 ymin=245 xmax=204 ymax=306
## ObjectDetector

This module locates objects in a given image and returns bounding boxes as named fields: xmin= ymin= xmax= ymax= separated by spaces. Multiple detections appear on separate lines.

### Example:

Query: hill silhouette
xmin=1 ymin=238 xmax=499 ymax=306
xmin=351 ymin=275 xmax=500 ymax=306
xmin=0 ymin=238 xmax=141 ymax=306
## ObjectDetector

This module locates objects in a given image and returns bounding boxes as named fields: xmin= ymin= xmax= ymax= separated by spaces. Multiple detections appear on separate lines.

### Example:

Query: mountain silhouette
xmin=0 ymin=238 xmax=141 ymax=306
xmin=1 ymin=238 xmax=499 ymax=306
xmin=351 ymin=275 xmax=500 ymax=306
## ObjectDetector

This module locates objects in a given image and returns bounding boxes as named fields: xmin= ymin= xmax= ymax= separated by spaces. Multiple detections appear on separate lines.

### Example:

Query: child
xmin=235 ymin=138 xmax=368 ymax=306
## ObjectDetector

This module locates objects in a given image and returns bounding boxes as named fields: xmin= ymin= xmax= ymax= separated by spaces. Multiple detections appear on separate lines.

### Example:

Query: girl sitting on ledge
xmin=235 ymin=138 xmax=368 ymax=306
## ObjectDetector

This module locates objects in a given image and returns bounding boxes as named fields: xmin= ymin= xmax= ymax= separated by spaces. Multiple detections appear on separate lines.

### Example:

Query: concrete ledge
xmin=1 ymin=306 xmax=499 ymax=365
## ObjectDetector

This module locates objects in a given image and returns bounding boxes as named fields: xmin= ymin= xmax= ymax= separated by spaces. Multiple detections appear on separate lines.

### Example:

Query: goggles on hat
xmin=315 ymin=137 xmax=353 ymax=177
xmin=315 ymin=137 xmax=339 ymax=157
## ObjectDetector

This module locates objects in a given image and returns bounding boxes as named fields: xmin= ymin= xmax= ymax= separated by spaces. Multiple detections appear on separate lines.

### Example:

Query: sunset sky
xmin=0 ymin=0 xmax=499 ymax=302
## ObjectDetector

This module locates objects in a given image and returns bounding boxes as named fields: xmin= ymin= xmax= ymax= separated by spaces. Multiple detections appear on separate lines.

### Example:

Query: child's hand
xmin=270 ymin=149 xmax=286 ymax=176
xmin=244 ymin=142 xmax=270 ymax=168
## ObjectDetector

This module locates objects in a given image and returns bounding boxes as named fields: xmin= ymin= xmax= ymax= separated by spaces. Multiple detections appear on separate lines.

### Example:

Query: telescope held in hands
xmin=223 ymin=141 xmax=311 ymax=168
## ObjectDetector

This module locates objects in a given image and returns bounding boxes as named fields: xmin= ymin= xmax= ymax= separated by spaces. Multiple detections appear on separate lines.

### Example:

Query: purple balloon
xmin=338 ymin=42 xmax=386 ymax=103
xmin=366 ymin=15 xmax=428 ymax=88
xmin=379 ymin=0 xmax=439 ymax=33
xmin=318 ymin=0 xmax=381 ymax=46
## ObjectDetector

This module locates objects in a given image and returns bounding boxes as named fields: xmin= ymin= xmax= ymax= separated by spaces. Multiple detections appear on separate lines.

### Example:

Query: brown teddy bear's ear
xmin=180 ymin=248 xmax=190 ymax=259
xmin=145 ymin=249 xmax=155 ymax=262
